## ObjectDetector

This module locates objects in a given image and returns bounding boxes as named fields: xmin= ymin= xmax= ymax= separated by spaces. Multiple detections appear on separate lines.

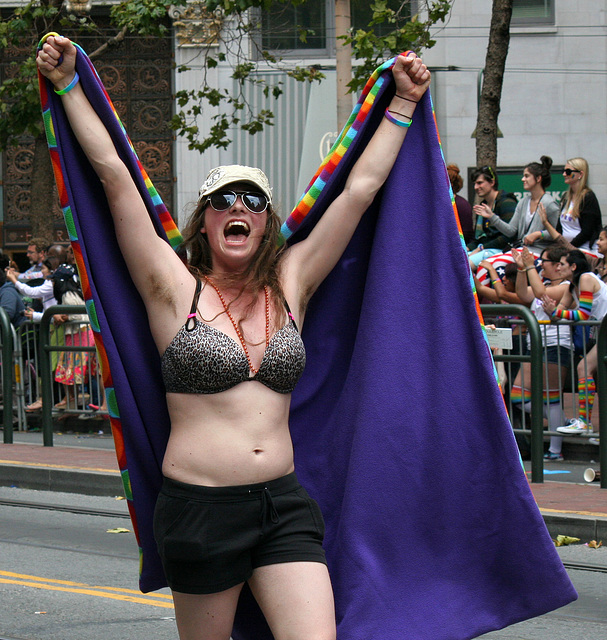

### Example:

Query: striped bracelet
xmin=54 ymin=72 xmax=80 ymax=95
xmin=384 ymin=108 xmax=412 ymax=128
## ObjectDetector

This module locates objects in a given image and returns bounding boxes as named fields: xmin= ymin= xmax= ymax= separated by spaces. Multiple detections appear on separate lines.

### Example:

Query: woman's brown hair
xmin=179 ymin=195 xmax=286 ymax=331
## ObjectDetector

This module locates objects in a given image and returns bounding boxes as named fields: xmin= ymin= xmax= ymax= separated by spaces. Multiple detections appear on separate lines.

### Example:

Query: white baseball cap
xmin=199 ymin=165 xmax=273 ymax=205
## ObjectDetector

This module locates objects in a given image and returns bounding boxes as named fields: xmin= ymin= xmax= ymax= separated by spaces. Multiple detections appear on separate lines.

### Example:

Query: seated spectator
xmin=537 ymin=207 xmax=607 ymax=281
xmin=555 ymin=158 xmax=602 ymax=254
xmin=447 ymin=164 xmax=474 ymax=244
xmin=542 ymin=250 xmax=606 ymax=441
xmin=482 ymin=156 xmax=559 ymax=257
xmin=467 ymin=166 xmax=517 ymax=269
xmin=6 ymin=260 xmax=58 ymax=412
xmin=12 ymin=238 xmax=50 ymax=283
xmin=474 ymin=261 xmax=523 ymax=305
xmin=511 ymin=245 xmax=571 ymax=461
xmin=6 ymin=260 xmax=56 ymax=321
xmin=0 ymin=267 xmax=26 ymax=328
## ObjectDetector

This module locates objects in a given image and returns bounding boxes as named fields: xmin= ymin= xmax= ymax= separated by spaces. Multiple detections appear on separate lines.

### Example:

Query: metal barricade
xmin=0 ymin=306 xmax=103 ymax=446
xmin=39 ymin=305 xmax=98 ymax=447
xmin=481 ymin=304 xmax=606 ymax=486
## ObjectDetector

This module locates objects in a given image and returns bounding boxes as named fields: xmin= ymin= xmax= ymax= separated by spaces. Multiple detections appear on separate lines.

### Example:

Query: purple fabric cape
xmin=40 ymin=44 xmax=577 ymax=640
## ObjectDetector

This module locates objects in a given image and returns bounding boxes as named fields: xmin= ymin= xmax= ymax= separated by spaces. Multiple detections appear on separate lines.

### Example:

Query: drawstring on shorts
xmin=259 ymin=486 xmax=280 ymax=535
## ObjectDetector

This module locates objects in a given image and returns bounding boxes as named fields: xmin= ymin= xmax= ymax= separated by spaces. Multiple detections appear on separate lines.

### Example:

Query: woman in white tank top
xmin=543 ymin=250 xmax=607 ymax=438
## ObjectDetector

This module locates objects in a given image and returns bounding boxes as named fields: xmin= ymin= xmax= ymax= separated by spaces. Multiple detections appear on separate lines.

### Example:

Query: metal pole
xmin=595 ymin=315 xmax=607 ymax=488
xmin=480 ymin=304 xmax=544 ymax=482
xmin=0 ymin=308 xmax=14 ymax=443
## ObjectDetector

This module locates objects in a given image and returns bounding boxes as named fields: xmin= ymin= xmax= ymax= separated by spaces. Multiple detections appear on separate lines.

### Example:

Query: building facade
xmin=2 ymin=1 xmax=605 ymax=239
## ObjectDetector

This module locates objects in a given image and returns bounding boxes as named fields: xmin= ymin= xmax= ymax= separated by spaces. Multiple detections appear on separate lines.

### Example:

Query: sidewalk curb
xmin=541 ymin=510 xmax=607 ymax=542
xmin=0 ymin=463 xmax=124 ymax=497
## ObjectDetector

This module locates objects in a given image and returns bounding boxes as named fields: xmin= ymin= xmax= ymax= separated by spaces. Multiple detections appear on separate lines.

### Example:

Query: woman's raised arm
xmin=281 ymin=54 xmax=430 ymax=308
xmin=36 ymin=35 xmax=189 ymax=308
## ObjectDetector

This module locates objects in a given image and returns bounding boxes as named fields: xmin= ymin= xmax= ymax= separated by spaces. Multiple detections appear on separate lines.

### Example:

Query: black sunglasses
xmin=207 ymin=190 xmax=268 ymax=214
xmin=563 ymin=168 xmax=580 ymax=176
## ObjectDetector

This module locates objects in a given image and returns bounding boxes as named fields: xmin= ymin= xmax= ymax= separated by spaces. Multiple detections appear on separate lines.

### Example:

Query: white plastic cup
xmin=583 ymin=468 xmax=601 ymax=483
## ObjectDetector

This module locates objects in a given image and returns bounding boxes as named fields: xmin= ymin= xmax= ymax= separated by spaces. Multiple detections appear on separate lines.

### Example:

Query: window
xmin=261 ymin=0 xmax=412 ymax=55
xmin=511 ymin=0 xmax=554 ymax=25
xmin=350 ymin=0 xmax=412 ymax=36
xmin=261 ymin=0 xmax=328 ymax=52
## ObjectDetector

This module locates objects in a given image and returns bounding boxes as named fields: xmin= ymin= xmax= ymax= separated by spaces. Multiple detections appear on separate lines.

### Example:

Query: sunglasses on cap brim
xmin=206 ymin=190 xmax=268 ymax=214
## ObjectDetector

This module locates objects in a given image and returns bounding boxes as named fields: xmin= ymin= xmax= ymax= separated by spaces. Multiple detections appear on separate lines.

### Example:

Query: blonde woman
xmin=556 ymin=158 xmax=602 ymax=253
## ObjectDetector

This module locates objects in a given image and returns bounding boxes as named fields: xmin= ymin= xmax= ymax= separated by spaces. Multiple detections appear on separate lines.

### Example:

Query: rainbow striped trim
xmin=37 ymin=34 xmax=183 ymax=557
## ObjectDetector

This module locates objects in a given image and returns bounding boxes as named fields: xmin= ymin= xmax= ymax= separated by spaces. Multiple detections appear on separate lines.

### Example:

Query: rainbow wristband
xmin=54 ymin=72 xmax=80 ymax=95
xmin=384 ymin=108 xmax=412 ymax=128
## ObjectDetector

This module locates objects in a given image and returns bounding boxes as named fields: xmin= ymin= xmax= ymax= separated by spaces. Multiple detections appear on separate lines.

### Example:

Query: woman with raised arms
xmin=37 ymin=35 xmax=430 ymax=640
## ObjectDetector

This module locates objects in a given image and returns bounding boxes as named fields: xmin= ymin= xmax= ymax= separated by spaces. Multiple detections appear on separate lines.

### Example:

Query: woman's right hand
xmin=538 ymin=202 xmax=548 ymax=225
xmin=36 ymin=35 xmax=77 ymax=91
xmin=510 ymin=249 xmax=524 ymax=268
xmin=479 ymin=260 xmax=495 ymax=274
xmin=520 ymin=246 xmax=536 ymax=268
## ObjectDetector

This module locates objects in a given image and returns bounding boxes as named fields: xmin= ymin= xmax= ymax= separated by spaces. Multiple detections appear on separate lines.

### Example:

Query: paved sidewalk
xmin=1 ymin=430 xmax=607 ymax=540
xmin=0 ymin=431 xmax=122 ymax=496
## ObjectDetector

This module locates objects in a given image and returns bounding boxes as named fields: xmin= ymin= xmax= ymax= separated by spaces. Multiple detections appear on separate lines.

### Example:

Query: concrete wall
xmin=172 ymin=2 xmax=607 ymax=224
xmin=422 ymin=1 xmax=607 ymax=210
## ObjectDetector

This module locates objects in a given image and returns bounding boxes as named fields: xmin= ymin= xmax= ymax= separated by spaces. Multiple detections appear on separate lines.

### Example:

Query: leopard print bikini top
xmin=161 ymin=279 xmax=306 ymax=395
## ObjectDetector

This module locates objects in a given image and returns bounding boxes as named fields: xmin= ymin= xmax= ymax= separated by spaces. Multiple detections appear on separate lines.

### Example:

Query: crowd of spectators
xmin=453 ymin=156 xmax=604 ymax=460
xmin=0 ymin=238 xmax=106 ymax=420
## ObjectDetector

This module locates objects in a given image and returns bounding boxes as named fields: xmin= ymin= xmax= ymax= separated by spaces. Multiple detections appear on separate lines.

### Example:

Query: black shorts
xmin=153 ymin=472 xmax=326 ymax=594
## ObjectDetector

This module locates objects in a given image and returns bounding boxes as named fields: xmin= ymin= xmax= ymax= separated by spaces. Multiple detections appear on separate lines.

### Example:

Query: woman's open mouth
xmin=224 ymin=220 xmax=251 ymax=244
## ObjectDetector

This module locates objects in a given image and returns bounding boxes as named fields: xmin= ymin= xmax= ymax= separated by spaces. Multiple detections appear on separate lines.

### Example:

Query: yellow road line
xmin=0 ymin=459 xmax=118 ymax=474
xmin=0 ymin=571 xmax=173 ymax=608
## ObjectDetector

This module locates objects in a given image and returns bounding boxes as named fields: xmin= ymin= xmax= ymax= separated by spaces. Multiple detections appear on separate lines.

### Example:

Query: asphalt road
xmin=1 ymin=486 xmax=606 ymax=640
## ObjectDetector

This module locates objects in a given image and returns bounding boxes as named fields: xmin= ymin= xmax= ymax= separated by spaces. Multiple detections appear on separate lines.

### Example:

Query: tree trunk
xmin=475 ymin=0 xmax=513 ymax=168
xmin=335 ymin=0 xmax=352 ymax=132
xmin=29 ymin=133 xmax=57 ymax=242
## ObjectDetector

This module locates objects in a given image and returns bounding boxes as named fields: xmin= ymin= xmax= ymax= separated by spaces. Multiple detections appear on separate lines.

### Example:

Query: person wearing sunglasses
xmin=37 ymin=35 xmax=430 ymax=640
xmin=510 ymin=245 xmax=571 ymax=462
xmin=466 ymin=166 xmax=518 ymax=270
xmin=551 ymin=158 xmax=603 ymax=255
xmin=542 ymin=250 xmax=607 ymax=442
xmin=486 ymin=156 xmax=560 ymax=256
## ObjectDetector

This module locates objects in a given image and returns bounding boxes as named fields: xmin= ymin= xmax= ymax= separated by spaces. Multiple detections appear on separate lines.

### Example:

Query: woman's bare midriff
xmin=163 ymin=381 xmax=295 ymax=487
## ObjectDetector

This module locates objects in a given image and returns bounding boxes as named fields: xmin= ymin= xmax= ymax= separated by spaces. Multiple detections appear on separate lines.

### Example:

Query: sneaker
xmin=544 ymin=451 xmax=564 ymax=462
xmin=556 ymin=418 xmax=592 ymax=435
xmin=589 ymin=438 xmax=600 ymax=446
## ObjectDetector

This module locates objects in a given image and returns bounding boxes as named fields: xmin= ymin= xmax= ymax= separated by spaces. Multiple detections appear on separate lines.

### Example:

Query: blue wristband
xmin=54 ymin=72 xmax=79 ymax=95
xmin=384 ymin=108 xmax=412 ymax=128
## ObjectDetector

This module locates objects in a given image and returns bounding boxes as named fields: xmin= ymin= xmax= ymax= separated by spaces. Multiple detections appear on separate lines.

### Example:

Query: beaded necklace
xmin=204 ymin=277 xmax=269 ymax=375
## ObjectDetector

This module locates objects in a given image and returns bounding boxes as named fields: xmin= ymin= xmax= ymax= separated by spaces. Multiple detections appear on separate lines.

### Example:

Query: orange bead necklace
xmin=204 ymin=277 xmax=269 ymax=375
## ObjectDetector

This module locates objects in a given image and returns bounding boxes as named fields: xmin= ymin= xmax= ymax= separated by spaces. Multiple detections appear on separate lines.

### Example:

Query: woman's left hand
xmin=541 ymin=294 xmax=557 ymax=314
xmin=524 ymin=231 xmax=542 ymax=245
xmin=392 ymin=53 xmax=431 ymax=103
